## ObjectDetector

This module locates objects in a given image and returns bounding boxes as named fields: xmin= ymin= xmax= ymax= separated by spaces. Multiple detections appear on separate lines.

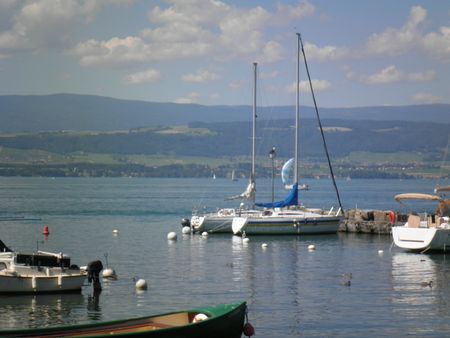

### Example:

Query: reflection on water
xmin=0 ymin=293 xmax=84 ymax=329
xmin=87 ymin=292 xmax=102 ymax=320
xmin=391 ymin=253 xmax=450 ymax=336
xmin=392 ymin=253 xmax=436 ymax=305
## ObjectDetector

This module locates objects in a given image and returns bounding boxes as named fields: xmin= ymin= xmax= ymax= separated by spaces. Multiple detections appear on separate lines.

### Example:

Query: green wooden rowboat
xmin=0 ymin=302 xmax=247 ymax=338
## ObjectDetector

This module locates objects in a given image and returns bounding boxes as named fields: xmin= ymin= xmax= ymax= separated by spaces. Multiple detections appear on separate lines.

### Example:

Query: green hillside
xmin=0 ymin=118 xmax=448 ymax=179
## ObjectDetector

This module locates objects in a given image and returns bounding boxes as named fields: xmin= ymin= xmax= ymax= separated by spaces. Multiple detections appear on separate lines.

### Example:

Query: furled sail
xmin=255 ymin=183 xmax=298 ymax=208
xmin=226 ymin=180 xmax=255 ymax=200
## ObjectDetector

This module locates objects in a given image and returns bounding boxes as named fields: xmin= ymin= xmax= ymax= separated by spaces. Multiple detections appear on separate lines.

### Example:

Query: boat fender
xmin=193 ymin=313 xmax=208 ymax=323
xmin=389 ymin=211 xmax=396 ymax=225
xmin=87 ymin=260 xmax=103 ymax=292
xmin=243 ymin=322 xmax=255 ymax=337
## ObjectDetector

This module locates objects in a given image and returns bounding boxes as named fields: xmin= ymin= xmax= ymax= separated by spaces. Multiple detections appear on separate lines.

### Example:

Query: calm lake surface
xmin=0 ymin=177 xmax=449 ymax=337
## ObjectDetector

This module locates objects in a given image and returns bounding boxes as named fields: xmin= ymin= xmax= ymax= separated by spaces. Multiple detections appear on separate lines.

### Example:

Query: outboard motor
xmin=87 ymin=260 xmax=103 ymax=292
xmin=181 ymin=218 xmax=191 ymax=229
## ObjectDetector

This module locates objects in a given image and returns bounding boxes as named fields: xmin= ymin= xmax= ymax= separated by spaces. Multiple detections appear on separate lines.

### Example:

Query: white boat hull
xmin=191 ymin=215 xmax=233 ymax=233
xmin=191 ymin=209 xmax=262 ymax=233
xmin=236 ymin=216 xmax=342 ymax=235
xmin=392 ymin=226 xmax=450 ymax=252
xmin=0 ymin=272 xmax=86 ymax=294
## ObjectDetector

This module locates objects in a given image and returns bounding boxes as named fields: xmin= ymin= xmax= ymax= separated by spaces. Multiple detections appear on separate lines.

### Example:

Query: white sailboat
xmin=392 ymin=188 xmax=450 ymax=252
xmin=189 ymin=63 xmax=262 ymax=233
xmin=232 ymin=33 xmax=343 ymax=236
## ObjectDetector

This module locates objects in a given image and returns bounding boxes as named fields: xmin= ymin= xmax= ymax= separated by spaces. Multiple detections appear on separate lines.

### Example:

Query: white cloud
xmin=72 ymin=36 xmax=152 ymax=67
xmin=413 ymin=92 xmax=441 ymax=104
xmin=423 ymin=26 xmax=450 ymax=63
xmin=174 ymin=92 xmax=200 ymax=104
xmin=287 ymin=79 xmax=331 ymax=93
xmin=273 ymin=0 xmax=315 ymax=25
xmin=260 ymin=40 xmax=284 ymax=63
xmin=0 ymin=0 xmax=129 ymax=54
xmin=181 ymin=70 xmax=219 ymax=83
xmin=124 ymin=68 xmax=161 ymax=84
xmin=366 ymin=6 xmax=426 ymax=56
xmin=71 ymin=0 xmax=313 ymax=68
xmin=303 ymin=42 xmax=350 ymax=61
xmin=365 ymin=65 xmax=402 ymax=84
xmin=365 ymin=65 xmax=436 ymax=84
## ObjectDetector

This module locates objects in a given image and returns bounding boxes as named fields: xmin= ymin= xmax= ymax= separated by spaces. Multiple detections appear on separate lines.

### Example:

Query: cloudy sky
xmin=1 ymin=0 xmax=449 ymax=107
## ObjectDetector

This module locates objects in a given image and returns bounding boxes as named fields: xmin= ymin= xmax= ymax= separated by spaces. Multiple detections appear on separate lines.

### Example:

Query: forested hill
xmin=0 ymin=94 xmax=449 ymax=133
xmin=0 ymin=119 xmax=447 ymax=159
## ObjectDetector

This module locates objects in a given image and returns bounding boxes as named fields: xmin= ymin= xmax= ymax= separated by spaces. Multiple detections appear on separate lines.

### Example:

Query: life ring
xmin=388 ymin=211 xmax=396 ymax=224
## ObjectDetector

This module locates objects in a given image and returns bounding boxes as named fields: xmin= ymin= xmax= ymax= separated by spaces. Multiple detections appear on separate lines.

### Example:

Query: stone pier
xmin=339 ymin=209 xmax=405 ymax=234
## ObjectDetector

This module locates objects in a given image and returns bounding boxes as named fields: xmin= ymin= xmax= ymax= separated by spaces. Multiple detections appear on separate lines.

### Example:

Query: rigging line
xmin=298 ymin=34 xmax=344 ymax=212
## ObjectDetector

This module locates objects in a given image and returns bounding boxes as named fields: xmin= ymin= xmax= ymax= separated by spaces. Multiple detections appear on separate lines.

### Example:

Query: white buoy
xmin=113 ymin=229 xmax=119 ymax=234
xmin=102 ymin=268 xmax=117 ymax=279
xmin=243 ymin=237 xmax=250 ymax=244
xmin=135 ymin=278 xmax=148 ymax=290
xmin=167 ymin=232 xmax=177 ymax=240
xmin=182 ymin=226 xmax=191 ymax=234
xmin=378 ymin=250 xmax=384 ymax=255
xmin=261 ymin=243 xmax=268 ymax=248
xmin=308 ymin=244 xmax=316 ymax=251
xmin=202 ymin=232 xmax=209 ymax=237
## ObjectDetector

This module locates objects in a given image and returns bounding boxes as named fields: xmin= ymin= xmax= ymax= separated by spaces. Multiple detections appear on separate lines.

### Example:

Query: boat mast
xmin=252 ymin=62 xmax=257 ymax=207
xmin=295 ymin=33 xmax=300 ymax=186
xmin=298 ymin=34 xmax=344 ymax=212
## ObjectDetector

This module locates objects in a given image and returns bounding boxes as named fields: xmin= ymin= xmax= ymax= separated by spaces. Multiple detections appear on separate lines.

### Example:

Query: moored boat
xmin=0 ymin=302 xmax=249 ymax=338
xmin=0 ymin=240 xmax=101 ymax=294
xmin=232 ymin=33 xmax=344 ymax=236
xmin=232 ymin=208 xmax=343 ymax=235
xmin=188 ymin=63 xmax=261 ymax=234
xmin=392 ymin=192 xmax=450 ymax=252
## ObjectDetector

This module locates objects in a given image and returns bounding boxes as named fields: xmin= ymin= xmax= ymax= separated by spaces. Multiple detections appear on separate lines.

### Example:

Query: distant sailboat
xmin=231 ymin=170 xmax=238 ymax=182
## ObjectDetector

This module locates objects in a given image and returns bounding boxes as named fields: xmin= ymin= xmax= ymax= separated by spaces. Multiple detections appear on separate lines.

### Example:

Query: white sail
xmin=226 ymin=181 xmax=255 ymax=200
xmin=281 ymin=158 xmax=309 ymax=191
xmin=281 ymin=158 xmax=294 ymax=189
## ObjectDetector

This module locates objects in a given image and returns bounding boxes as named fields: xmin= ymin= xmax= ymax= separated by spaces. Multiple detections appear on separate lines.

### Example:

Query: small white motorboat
xmin=392 ymin=192 xmax=450 ymax=253
xmin=0 ymin=240 xmax=101 ymax=294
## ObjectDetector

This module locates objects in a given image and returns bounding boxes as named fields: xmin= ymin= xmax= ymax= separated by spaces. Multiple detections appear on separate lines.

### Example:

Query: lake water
xmin=0 ymin=177 xmax=449 ymax=337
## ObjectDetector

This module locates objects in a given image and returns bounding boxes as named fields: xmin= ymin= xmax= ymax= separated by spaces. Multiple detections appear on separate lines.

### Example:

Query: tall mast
xmin=252 ymin=62 xmax=257 ymax=206
xmin=295 ymin=33 xmax=300 ymax=185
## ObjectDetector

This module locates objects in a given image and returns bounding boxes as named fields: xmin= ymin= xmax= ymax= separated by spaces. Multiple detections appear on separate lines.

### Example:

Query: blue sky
xmin=1 ymin=0 xmax=449 ymax=108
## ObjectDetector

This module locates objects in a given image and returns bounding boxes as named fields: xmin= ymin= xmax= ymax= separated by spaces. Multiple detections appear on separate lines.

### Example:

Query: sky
xmin=1 ymin=0 xmax=450 ymax=108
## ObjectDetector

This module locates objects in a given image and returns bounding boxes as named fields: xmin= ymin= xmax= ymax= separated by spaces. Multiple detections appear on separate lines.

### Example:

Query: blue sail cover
xmin=255 ymin=183 xmax=298 ymax=209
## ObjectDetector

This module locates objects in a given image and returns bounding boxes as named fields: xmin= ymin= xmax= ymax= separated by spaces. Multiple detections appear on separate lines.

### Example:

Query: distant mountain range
xmin=0 ymin=93 xmax=449 ymax=132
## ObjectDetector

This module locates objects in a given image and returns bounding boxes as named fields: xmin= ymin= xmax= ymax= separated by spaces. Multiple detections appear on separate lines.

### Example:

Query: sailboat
xmin=231 ymin=170 xmax=238 ymax=182
xmin=189 ymin=63 xmax=262 ymax=233
xmin=232 ymin=33 xmax=343 ymax=236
